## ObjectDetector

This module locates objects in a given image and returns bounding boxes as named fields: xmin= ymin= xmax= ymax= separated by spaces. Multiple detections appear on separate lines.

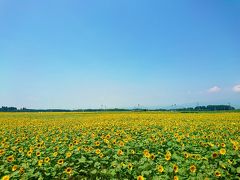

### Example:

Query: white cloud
xmin=233 ymin=84 xmax=240 ymax=93
xmin=208 ymin=86 xmax=221 ymax=93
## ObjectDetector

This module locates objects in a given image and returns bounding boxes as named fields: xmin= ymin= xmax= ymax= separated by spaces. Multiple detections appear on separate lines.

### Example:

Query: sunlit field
xmin=0 ymin=112 xmax=240 ymax=180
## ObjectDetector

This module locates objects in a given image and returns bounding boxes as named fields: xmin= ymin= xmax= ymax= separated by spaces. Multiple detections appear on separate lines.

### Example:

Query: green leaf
xmin=91 ymin=169 xmax=97 ymax=174
xmin=79 ymin=157 xmax=86 ymax=163
xmin=94 ymin=162 xmax=101 ymax=168
xmin=237 ymin=167 xmax=240 ymax=173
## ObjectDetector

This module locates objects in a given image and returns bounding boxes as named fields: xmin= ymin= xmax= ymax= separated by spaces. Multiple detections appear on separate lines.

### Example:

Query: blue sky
xmin=0 ymin=0 xmax=240 ymax=109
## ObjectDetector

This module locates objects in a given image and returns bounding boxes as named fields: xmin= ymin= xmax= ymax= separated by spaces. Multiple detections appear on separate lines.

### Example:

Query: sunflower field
xmin=0 ymin=112 xmax=240 ymax=180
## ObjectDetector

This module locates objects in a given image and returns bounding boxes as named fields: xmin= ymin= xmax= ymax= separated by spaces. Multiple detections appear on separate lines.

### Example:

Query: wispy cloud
xmin=233 ymin=84 xmax=240 ymax=93
xmin=208 ymin=86 xmax=221 ymax=93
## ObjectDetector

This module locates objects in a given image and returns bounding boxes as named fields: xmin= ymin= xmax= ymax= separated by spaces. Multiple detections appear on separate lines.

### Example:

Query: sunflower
xmin=44 ymin=157 xmax=50 ymax=163
xmin=143 ymin=149 xmax=149 ymax=155
xmin=144 ymin=151 xmax=150 ymax=158
xmin=117 ymin=150 xmax=123 ymax=156
xmin=184 ymin=152 xmax=189 ymax=159
xmin=99 ymin=153 xmax=104 ymax=158
xmin=19 ymin=167 xmax=24 ymax=174
xmin=106 ymin=134 xmax=110 ymax=139
xmin=173 ymin=164 xmax=179 ymax=173
xmin=68 ymin=143 xmax=73 ymax=148
xmin=157 ymin=165 xmax=164 ymax=173
xmin=128 ymin=163 xmax=133 ymax=170
xmin=18 ymin=147 xmax=23 ymax=153
xmin=95 ymin=149 xmax=101 ymax=154
xmin=65 ymin=167 xmax=73 ymax=174
xmin=1 ymin=175 xmax=10 ymax=180
xmin=95 ymin=141 xmax=100 ymax=146
xmin=195 ymin=154 xmax=201 ymax=160
xmin=66 ymin=152 xmax=72 ymax=158
xmin=212 ymin=152 xmax=218 ymax=159
xmin=165 ymin=154 xmax=171 ymax=161
xmin=84 ymin=147 xmax=90 ymax=152
xmin=54 ymin=146 xmax=59 ymax=151
xmin=215 ymin=170 xmax=221 ymax=177
xmin=150 ymin=153 xmax=155 ymax=160
xmin=131 ymin=150 xmax=135 ymax=154
xmin=27 ymin=151 xmax=32 ymax=157
xmin=221 ymin=143 xmax=226 ymax=148
xmin=190 ymin=165 xmax=196 ymax=173
xmin=38 ymin=160 xmax=43 ymax=166
xmin=233 ymin=145 xmax=238 ymax=150
xmin=208 ymin=143 xmax=214 ymax=147
xmin=104 ymin=139 xmax=109 ymax=144
xmin=137 ymin=175 xmax=144 ymax=180
xmin=121 ymin=162 xmax=126 ymax=167
xmin=36 ymin=143 xmax=41 ymax=148
xmin=6 ymin=155 xmax=14 ymax=162
xmin=58 ymin=159 xmax=64 ymax=165
xmin=36 ymin=151 xmax=41 ymax=157
xmin=73 ymin=140 xmax=78 ymax=145
xmin=119 ymin=141 xmax=125 ymax=147
xmin=166 ymin=150 xmax=171 ymax=155
xmin=174 ymin=176 xmax=179 ymax=180
xmin=12 ymin=165 xmax=18 ymax=171
xmin=219 ymin=148 xmax=226 ymax=155
xmin=53 ymin=152 xmax=58 ymax=157
xmin=0 ymin=149 xmax=5 ymax=156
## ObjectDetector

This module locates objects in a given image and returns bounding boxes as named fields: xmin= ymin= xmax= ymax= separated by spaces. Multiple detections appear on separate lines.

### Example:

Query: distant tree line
xmin=0 ymin=107 xmax=132 ymax=112
xmin=0 ymin=105 xmax=236 ymax=112
xmin=0 ymin=106 xmax=18 ymax=112
xmin=174 ymin=105 xmax=235 ymax=112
